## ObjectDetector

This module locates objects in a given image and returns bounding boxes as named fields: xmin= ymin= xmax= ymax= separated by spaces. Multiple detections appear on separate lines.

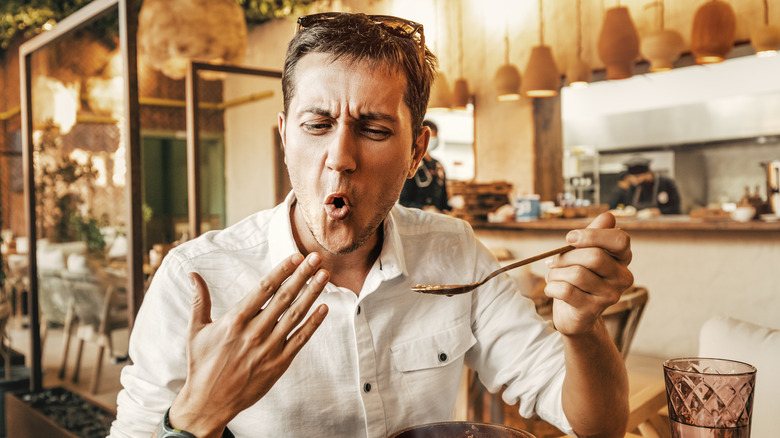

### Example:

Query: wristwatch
xmin=157 ymin=407 xmax=197 ymax=438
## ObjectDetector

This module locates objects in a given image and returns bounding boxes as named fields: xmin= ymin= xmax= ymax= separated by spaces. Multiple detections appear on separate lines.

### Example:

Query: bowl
xmin=730 ymin=206 xmax=756 ymax=222
xmin=389 ymin=421 xmax=536 ymax=438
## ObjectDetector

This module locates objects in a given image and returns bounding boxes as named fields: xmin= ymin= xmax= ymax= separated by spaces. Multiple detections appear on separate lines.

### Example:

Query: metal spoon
xmin=411 ymin=244 xmax=575 ymax=296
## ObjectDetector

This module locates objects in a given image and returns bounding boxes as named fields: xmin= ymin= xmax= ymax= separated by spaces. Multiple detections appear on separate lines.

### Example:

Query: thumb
xmin=586 ymin=212 xmax=616 ymax=229
xmin=189 ymin=272 xmax=212 ymax=335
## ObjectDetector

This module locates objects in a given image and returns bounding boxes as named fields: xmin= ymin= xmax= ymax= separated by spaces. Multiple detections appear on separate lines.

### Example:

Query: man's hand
xmin=168 ymin=253 xmax=330 ymax=438
xmin=544 ymin=212 xmax=633 ymax=336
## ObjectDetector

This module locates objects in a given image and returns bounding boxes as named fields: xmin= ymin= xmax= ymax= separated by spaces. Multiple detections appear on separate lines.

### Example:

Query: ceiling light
xmin=495 ymin=21 xmax=521 ymax=101
xmin=641 ymin=0 xmax=684 ymax=72
xmin=524 ymin=0 xmax=560 ymax=97
xmin=691 ymin=0 xmax=736 ymax=65
xmin=751 ymin=0 xmax=780 ymax=57
xmin=598 ymin=5 xmax=640 ymax=80
xmin=566 ymin=0 xmax=591 ymax=89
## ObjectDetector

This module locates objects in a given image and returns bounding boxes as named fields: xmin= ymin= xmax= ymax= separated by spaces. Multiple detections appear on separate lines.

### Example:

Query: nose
xmin=325 ymin=126 xmax=357 ymax=173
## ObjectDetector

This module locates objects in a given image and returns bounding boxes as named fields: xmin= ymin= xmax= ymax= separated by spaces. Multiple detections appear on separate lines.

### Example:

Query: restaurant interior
xmin=0 ymin=0 xmax=778 ymax=437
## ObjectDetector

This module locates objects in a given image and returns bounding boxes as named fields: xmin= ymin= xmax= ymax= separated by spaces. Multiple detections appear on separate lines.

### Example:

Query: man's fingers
xmin=234 ymin=253 xmax=306 ymax=322
xmin=271 ymin=268 xmax=329 ymax=340
xmin=586 ymin=212 xmax=617 ymax=229
xmin=565 ymin=213 xmax=632 ymax=264
xmin=282 ymin=303 xmax=329 ymax=358
xmin=189 ymin=272 xmax=213 ymax=335
xmin=261 ymin=253 xmax=323 ymax=323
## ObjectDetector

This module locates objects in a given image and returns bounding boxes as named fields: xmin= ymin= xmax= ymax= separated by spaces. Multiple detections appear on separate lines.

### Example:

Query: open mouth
xmin=325 ymin=193 xmax=352 ymax=220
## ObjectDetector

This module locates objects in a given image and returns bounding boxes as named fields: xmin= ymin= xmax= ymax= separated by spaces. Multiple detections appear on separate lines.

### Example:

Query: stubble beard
xmin=295 ymin=173 xmax=407 ymax=256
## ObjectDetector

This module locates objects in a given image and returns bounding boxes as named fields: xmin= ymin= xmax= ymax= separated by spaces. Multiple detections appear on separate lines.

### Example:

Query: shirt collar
xmin=266 ymin=194 xmax=409 ymax=285
xmin=267 ymin=192 xmax=300 ymax=268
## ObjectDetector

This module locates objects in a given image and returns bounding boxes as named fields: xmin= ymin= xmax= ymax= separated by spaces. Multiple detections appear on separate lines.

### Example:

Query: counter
xmin=471 ymin=215 xmax=780 ymax=232
xmin=471 ymin=215 xmax=780 ymax=360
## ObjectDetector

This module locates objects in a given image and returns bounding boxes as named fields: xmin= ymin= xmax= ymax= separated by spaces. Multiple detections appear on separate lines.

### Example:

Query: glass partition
xmin=19 ymin=0 xmax=141 ymax=397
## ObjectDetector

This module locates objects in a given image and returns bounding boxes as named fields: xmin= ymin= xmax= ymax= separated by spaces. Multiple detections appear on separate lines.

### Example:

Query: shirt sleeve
xmin=463 ymin=237 xmax=574 ymax=436
xmin=108 ymin=252 xmax=193 ymax=438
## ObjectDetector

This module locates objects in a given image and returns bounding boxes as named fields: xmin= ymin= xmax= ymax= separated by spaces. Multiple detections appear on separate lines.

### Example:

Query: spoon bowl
xmin=412 ymin=245 xmax=574 ymax=296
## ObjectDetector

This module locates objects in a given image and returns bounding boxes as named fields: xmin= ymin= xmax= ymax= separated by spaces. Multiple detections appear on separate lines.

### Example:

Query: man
xmin=608 ymin=156 xmax=681 ymax=215
xmin=398 ymin=119 xmax=450 ymax=212
xmin=111 ymin=12 xmax=632 ymax=438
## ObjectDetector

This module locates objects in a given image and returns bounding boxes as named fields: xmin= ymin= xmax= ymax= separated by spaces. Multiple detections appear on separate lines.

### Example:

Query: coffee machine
xmin=765 ymin=160 xmax=780 ymax=215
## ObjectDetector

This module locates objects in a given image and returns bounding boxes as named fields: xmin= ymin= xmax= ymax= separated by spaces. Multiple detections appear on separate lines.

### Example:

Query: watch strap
xmin=157 ymin=407 xmax=197 ymax=438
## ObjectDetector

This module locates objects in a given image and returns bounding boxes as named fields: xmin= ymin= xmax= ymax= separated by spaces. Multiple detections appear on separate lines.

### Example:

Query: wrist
xmin=168 ymin=391 xmax=229 ymax=438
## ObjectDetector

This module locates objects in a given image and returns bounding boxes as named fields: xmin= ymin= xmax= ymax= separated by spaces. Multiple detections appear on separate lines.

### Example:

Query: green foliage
xmin=236 ymin=0 xmax=318 ymax=24
xmin=0 ymin=0 xmax=96 ymax=50
xmin=71 ymin=213 xmax=108 ymax=257
xmin=1 ymin=0 xmax=317 ymax=51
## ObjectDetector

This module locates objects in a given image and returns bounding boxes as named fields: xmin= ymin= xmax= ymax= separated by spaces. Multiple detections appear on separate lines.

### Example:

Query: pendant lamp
xmin=524 ymin=0 xmax=560 ymax=97
xmin=452 ymin=2 xmax=470 ymax=108
xmin=691 ymin=0 xmax=736 ymax=64
xmin=641 ymin=0 xmax=684 ymax=72
xmin=597 ymin=4 xmax=640 ymax=80
xmin=751 ymin=0 xmax=780 ymax=57
xmin=138 ymin=0 xmax=247 ymax=80
xmin=428 ymin=3 xmax=453 ymax=109
xmin=429 ymin=71 xmax=453 ymax=108
xmin=495 ymin=22 xmax=522 ymax=101
xmin=567 ymin=0 xmax=592 ymax=89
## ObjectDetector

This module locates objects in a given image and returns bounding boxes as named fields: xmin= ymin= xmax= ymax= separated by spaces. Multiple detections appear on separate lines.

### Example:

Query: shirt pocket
xmin=391 ymin=320 xmax=476 ymax=372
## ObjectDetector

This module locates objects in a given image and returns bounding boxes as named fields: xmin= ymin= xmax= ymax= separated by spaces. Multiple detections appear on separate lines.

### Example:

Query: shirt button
xmin=439 ymin=352 xmax=448 ymax=362
xmin=363 ymin=382 xmax=371 ymax=393
xmin=356 ymin=305 xmax=361 ymax=315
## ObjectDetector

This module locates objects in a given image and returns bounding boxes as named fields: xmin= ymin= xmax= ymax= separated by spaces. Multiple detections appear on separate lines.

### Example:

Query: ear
xmin=278 ymin=111 xmax=288 ymax=165
xmin=408 ymin=126 xmax=430 ymax=178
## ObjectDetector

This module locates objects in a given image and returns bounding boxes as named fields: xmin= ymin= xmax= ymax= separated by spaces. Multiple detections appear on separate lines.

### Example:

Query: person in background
xmin=110 ymin=12 xmax=632 ymax=438
xmin=398 ymin=119 xmax=450 ymax=212
xmin=608 ymin=156 xmax=681 ymax=215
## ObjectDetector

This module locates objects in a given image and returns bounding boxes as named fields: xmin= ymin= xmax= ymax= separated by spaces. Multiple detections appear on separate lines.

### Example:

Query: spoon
xmin=412 ymin=244 xmax=575 ymax=296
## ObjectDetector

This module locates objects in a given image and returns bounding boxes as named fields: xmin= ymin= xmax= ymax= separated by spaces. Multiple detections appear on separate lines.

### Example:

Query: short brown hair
xmin=282 ymin=13 xmax=437 ymax=141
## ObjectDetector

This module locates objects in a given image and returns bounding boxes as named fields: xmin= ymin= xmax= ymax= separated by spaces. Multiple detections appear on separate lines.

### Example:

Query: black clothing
xmin=399 ymin=157 xmax=450 ymax=211
xmin=608 ymin=173 xmax=681 ymax=214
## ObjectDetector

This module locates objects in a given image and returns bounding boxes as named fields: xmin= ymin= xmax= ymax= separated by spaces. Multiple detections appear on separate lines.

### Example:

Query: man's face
xmin=279 ymin=53 xmax=427 ymax=255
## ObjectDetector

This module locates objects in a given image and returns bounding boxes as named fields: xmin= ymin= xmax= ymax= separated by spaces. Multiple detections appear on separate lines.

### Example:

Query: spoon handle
xmin=483 ymin=245 xmax=575 ymax=284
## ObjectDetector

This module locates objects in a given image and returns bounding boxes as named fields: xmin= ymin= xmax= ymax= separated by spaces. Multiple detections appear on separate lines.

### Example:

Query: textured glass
xmin=664 ymin=358 xmax=756 ymax=438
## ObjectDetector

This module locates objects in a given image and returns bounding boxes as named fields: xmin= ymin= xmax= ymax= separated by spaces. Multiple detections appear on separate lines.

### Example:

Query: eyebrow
xmin=300 ymin=107 xmax=398 ymax=124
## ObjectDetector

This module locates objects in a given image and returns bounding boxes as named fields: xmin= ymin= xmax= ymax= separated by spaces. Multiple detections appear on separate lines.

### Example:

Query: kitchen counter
xmin=472 ymin=216 xmax=780 ymax=360
xmin=471 ymin=215 xmax=780 ymax=232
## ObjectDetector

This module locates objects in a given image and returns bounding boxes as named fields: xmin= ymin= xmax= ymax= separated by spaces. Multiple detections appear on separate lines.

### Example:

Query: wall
xmin=223 ymin=19 xmax=291 ymax=225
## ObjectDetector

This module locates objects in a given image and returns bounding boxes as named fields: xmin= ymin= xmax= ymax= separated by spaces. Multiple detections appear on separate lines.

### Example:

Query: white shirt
xmin=110 ymin=197 xmax=573 ymax=437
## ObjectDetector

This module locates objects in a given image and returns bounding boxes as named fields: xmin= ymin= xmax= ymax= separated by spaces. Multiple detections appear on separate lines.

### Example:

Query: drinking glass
xmin=663 ymin=357 xmax=756 ymax=438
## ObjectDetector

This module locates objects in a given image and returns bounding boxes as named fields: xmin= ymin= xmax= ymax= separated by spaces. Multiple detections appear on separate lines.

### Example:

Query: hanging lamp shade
xmin=453 ymin=78 xmax=470 ymax=108
xmin=597 ymin=6 xmax=640 ymax=80
xmin=523 ymin=46 xmax=560 ymax=97
xmin=752 ymin=25 xmax=780 ymax=57
xmin=138 ymin=0 xmax=247 ymax=80
xmin=641 ymin=29 xmax=685 ymax=72
xmin=566 ymin=58 xmax=591 ymax=89
xmin=495 ymin=64 xmax=522 ymax=101
xmin=429 ymin=70 xmax=453 ymax=109
xmin=691 ymin=0 xmax=736 ymax=65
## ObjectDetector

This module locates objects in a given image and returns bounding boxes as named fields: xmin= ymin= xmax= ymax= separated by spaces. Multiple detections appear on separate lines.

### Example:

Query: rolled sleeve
xmin=109 ymin=253 xmax=192 ymax=437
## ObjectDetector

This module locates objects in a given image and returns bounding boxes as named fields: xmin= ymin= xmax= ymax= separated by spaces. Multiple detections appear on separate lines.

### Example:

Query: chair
xmin=467 ymin=286 xmax=654 ymax=437
xmin=37 ymin=268 xmax=78 ymax=380
xmin=699 ymin=315 xmax=780 ymax=437
xmin=0 ymin=300 xmax=13 ymax=378
xmin=602 ymin=286 xmax=648 ymax=359
xmin=60 ymin=270 xmax=129 ymax=394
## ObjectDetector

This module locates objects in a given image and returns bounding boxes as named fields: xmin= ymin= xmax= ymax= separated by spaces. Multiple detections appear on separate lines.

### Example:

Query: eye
xmin=301 ymin=121 xmax=332 ymax=134
xmin=360 ymin=126 xmax=392 ymax=141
